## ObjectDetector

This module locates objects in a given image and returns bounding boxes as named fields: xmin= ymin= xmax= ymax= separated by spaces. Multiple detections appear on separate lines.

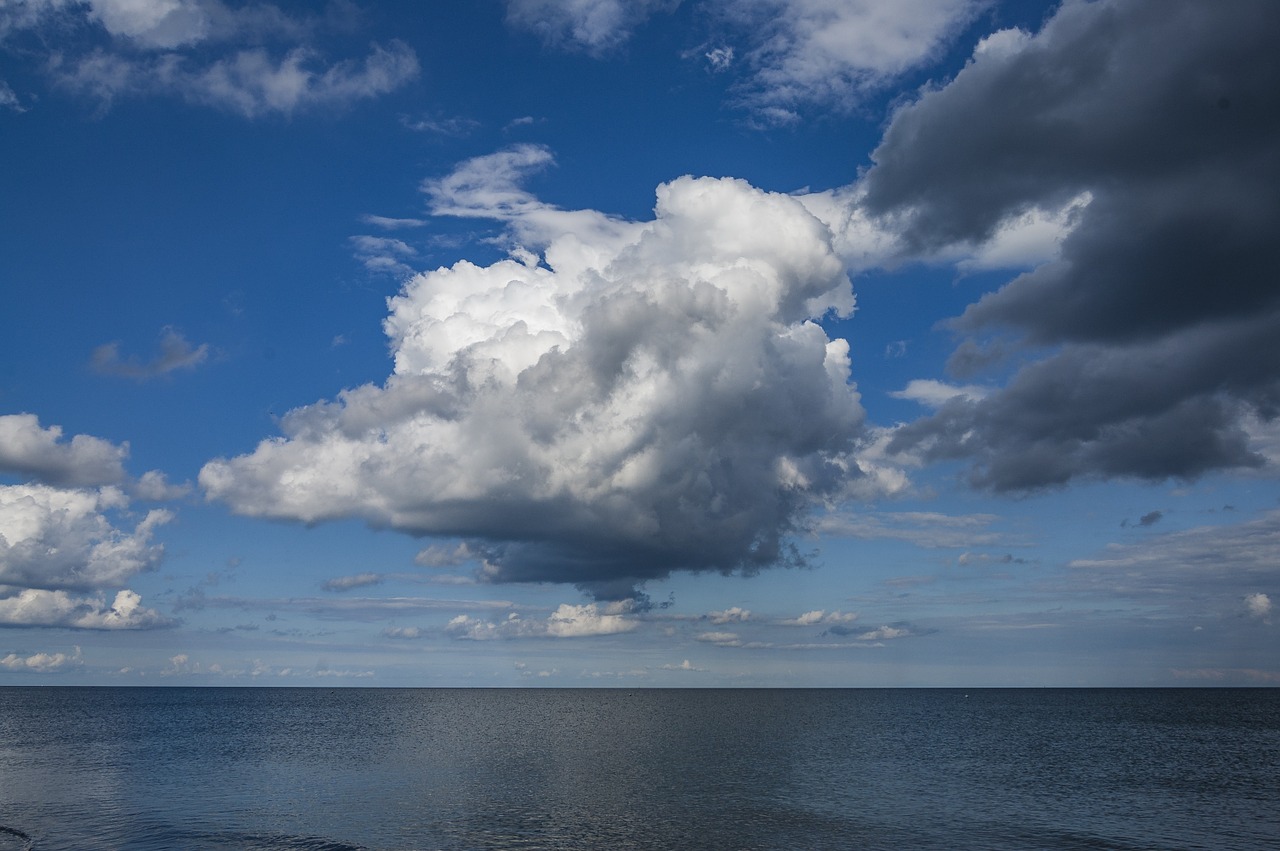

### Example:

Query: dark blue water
xmin=0 ymin=688 xmax=1276 ymax=850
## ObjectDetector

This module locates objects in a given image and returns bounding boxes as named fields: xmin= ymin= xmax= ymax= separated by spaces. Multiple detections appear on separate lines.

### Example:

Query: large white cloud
xmin=203 ymin=155 xmax=865 ymax=594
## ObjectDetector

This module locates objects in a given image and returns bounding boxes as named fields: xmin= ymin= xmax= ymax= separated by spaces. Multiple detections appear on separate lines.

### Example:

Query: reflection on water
xmin=0 ymin=688 xmax=1277 ymax=850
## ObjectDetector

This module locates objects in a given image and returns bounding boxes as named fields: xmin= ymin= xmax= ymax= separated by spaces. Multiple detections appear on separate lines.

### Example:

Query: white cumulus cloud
xmin=0 ymin=645 xmax=83 ymax=672
xmin=446 ymin=601 xmax=637 ymax=640
xmin=782 ymin=609 xmax=857 ymax=626
xmin=662 ymin=658 xmax=703 ymax=671
xmin=0 ymin=416 xmax=175 ymax=631
xmin=0 ymin=588 xmax=170 ymax=629
xmin=0 ymin=414 xmax=128 ymax=486
xmin=708 ymin=606 xmax=751 ymax=624
xmin=546 ymin=601 xmax=637 ymax=637
xmin=695 ymin=630 xmax=742 ymax=646
xmin=0 ymin=483 xmax=171 ymax=590
xmin=202 ymin=153 xmax=866 ymax=594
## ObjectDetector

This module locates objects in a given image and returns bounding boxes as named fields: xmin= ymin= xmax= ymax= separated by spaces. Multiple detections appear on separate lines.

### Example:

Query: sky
xmin=1 ymin=0 xmax=1278 ymax=687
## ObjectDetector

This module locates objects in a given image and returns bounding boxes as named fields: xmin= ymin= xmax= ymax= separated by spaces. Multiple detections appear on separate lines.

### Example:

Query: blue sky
xmin=2 ymin=0 xmax=1277 ymax=686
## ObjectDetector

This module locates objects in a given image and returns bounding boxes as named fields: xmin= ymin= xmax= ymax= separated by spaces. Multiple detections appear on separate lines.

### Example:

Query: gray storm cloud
xmin=201 ymin=166 xmax=864 ymax=595
xmin=864 ymin=0 xmax=1280 ymax=490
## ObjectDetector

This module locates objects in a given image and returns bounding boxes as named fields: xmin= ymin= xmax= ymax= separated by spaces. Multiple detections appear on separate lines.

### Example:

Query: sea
xmin=0 ymin=688 xmax=1276 ymax=850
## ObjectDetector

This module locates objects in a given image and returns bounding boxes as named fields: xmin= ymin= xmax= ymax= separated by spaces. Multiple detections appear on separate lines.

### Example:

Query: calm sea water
xmin=0 ymin=688 xmax=1276 ymax=850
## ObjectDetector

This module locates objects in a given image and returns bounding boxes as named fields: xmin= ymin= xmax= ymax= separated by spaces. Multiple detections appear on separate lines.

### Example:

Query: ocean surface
xmin=0 ymin=688 xmax=1276 ymax=850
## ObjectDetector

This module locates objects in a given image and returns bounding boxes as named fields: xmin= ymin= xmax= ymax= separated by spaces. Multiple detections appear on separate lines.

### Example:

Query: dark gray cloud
xmin=868 ymin=0 xmax=1280 ymax=490
xmin=890 ymin=322 xmax=1272 ymax=490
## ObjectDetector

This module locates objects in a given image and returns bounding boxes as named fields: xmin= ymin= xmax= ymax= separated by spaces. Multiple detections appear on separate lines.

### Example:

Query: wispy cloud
xmin=321 ymin=573 xmax=384 ymax=592
xmin=815 ymin=510 xmax=1010 ymax=549
xmin=504 ymin=0 xmax=678 ymax=54
xmin=507 ymin=0 xmax=982 ymax=121
xmin=91 ymin=327 xmax=209 ymax=380
xmin=361 ymin=214 xmax=427 ymax=230
xmin=719 ymin=0 xmax=984 ymax=123
xmin=401 ymin=112 xmax=479 ymax=137
xmin=349 ymin=234 xmax=418 ymax=277
xmin=0 ymin=79 xmax=23 ymax=111
xmin=7 ymin=0 xmax=418 ymax=116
